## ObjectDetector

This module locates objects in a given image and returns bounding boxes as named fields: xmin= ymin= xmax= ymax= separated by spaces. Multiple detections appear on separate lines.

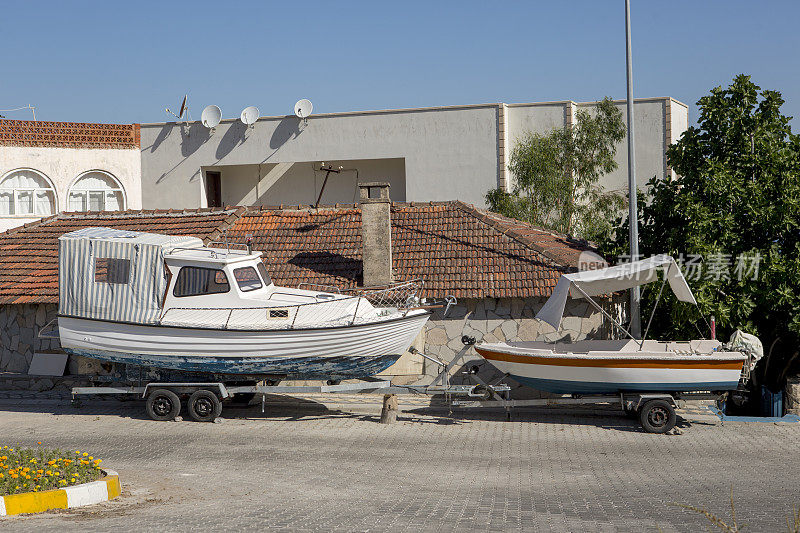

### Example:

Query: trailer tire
xmin=146 ymin=389 xmax=181 ymax=421
xmin=188 ymin=390 xmax=223 ymax=422
xmin=639 ymin=399 xmax=676 ymax=434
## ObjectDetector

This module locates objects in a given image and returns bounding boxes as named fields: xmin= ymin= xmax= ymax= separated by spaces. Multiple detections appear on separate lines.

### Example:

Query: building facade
xmin=139 ymin=98 xmax=687 ymax=210
xmin=0 ymin=120 xmax=142 ymax=232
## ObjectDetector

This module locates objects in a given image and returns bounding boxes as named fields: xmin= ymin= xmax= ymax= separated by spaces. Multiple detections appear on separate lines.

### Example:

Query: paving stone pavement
xmin=0 ymin=397 xmax=798 ymax=532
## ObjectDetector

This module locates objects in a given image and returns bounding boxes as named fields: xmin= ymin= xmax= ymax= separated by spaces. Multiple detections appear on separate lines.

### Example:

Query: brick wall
xmin=0 ymin=120 xmax=140 ymax=149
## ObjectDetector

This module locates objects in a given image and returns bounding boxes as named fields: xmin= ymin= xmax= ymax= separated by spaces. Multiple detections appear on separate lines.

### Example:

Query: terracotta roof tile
xmin=0 ymin=208 xmax=242 ymax=304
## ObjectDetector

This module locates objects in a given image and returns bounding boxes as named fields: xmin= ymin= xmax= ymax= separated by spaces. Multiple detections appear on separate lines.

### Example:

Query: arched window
xmin=68 ymin=171 xmax=126 ymax=212
xmin=0 ymin=169 xmax=57 ymax=216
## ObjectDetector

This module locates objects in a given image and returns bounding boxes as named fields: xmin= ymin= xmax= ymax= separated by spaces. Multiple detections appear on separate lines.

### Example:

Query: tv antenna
xmin=201 ymin=104 xmax=222 ymax=134
xmin=0 ymin=104 xmax=37 ymax=120
xmin=294 ymin=99 xmax=313 ymax=124
xmin=240 ymin=106 xmax=259 ymax=129
xmin=166 ymin=94 xmax=190 ymax=125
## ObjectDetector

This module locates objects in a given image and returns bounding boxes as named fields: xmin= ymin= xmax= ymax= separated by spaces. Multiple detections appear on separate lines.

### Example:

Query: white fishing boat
xmin=474 ymin=255 xmax=748 ymax=394
xmin=57 ymin=228 xmax=431 ymax=379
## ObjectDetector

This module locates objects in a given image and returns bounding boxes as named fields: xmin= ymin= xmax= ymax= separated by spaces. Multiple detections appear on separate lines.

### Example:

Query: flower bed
xmin=0 ymin=444 xmax=104 ymax=496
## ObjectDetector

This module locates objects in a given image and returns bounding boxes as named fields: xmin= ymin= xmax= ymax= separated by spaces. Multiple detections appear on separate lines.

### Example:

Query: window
xmin=0 ymin=169 xmax=56 ymax=216
xmin=173 ymin=267 xmax=230 ymax=297
xmin=94 ymin=258 xmax=131 ymax=284
xmin=68 ymin=171 xmax=125 ymax=212
xmin=234 ymin=266 xmax=262 ymax=292
xmin=256 ymin=262 xmax=273 ymax=286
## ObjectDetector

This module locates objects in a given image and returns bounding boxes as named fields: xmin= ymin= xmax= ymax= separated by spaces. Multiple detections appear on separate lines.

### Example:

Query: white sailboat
xmin=57 ymin=228 xmax=430 ymax=379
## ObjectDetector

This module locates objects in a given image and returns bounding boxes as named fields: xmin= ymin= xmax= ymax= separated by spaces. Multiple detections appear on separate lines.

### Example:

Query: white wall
xmin=507 ymin=99 xmax=686 ymax=194
xmin=141 ymin=105 xmax=500 ymax=209
xmin=140 ymin=98 xmax=686 ymax=210
xmin=0 ymin=145 xmax=141 ymax=231
xmin=207 ymin=158 xmax=406 ymax=207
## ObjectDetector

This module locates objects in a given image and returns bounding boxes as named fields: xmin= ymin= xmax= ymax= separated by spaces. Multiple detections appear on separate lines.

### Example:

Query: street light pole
xmin=625 ymin=0 xmax=642 ymax=338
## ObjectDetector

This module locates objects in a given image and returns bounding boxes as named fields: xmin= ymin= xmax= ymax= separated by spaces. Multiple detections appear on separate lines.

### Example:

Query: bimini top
xmin=58 ymin=227 xmax=203 ymax=324
xmin=536 ymin=255 xmax=697 ymax=329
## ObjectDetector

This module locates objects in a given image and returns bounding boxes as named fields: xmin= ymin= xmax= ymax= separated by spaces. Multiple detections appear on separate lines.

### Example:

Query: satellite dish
xmin=166 ymin=94 xmax=190 ymax=122
xmin=240 ymin=106 xmax=259 ymax=127
xmin=178 ymin=95 xmax=188 ymax=118
xmin=294 ymin=99 xmax=313 ymax=119
xmin=201 ymin=105 xmax=222 ymax=129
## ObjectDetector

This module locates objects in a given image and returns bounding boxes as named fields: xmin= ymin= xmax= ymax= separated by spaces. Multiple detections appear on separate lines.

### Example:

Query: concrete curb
xmin=0 ymin=469 xmax=120 ymax=517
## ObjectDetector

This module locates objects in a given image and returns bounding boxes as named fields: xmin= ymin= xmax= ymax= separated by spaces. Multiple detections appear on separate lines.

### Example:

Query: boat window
xmin=256 ymin=262 xmax=272 ymax=286
xmin=234 ymin=266 xmax=262 ymax=292
xmin=173 ymin=267 xmax=230 ymax=297
xmin=94 ymin=258 xmax=130 ymax=284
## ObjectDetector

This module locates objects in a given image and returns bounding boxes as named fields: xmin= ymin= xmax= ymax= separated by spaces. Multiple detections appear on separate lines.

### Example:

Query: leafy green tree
xmin=486 ymin=97 xmax=627 ymax=242
xmin=600 ymin=75 xmax=800 ymax=390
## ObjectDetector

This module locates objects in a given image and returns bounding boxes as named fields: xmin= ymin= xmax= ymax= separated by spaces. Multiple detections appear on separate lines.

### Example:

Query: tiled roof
xmin=0 ymin=201 xmax=600 ymax=304
xmin=227 ymin=201 xmax=599 ymax=299
xmin=0 ymin=120 xmax=140 ymax=149
xmin=0 ymin=208 xmax=243 ymax=304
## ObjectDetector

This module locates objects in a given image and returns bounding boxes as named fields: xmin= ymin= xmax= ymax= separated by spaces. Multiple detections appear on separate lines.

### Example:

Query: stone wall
xmin=787 ymin=376 xmax=800 ymax=416
xmin=422 ymin=297 xmax=615 ymax=398
xmin=0 ymin=304 xmax=61 ymax=374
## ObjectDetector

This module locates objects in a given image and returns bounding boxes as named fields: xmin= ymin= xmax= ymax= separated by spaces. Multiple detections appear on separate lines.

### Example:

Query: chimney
xmin=359 ymin=182 xmax=392 ymax=287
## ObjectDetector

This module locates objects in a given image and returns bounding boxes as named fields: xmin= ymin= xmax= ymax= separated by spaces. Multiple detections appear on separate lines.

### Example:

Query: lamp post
xmin=625 ymin=0 xmax=642 ymax=338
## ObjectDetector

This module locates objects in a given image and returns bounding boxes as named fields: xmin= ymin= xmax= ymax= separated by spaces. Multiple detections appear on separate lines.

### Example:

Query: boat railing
xmin=297 ymin=282 xmax=342 ymax=294
xmin=159 ymin=280 xmax=425 ymax=330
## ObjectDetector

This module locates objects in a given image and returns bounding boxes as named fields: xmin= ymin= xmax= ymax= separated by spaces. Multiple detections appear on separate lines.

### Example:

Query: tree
xmin=486 ymin=97 xmax=627 ymax=242
xmin=600 ymin=75 xmax=800 ymax=391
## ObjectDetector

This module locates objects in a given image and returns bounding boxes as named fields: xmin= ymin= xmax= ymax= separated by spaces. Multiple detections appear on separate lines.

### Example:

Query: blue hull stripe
xmin=63 ymin=348 xmax=401 ymax=380
xmin=510 ymin=375 xmax=740 ymax=394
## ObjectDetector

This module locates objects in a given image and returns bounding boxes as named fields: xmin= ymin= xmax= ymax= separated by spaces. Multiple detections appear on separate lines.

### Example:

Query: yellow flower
xmin=0 ymin=473 xmax=4 ymax=479
xmin=46 ymin=470 xmax=52 ymax=475
xmin=25 ymin=475 xmax=31 ymax=479
xmin=47 ymin=460 xmax=55 ymax=466
xmin=11 ymin=473 xmax=18 ymax=479
xmin=70 ymin=478 xmax=76 ymax=483
xmin=82 ymin=452 xmax=88 ymax=457
xmin=54 ymin=471 xmax=60 ymax=476
xmin=88 ymin=456 xmax=93 ymax=460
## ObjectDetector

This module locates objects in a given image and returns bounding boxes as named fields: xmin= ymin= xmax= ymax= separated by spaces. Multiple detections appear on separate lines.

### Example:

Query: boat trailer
xmin=70 ymin=337 xmax=717 ymax=433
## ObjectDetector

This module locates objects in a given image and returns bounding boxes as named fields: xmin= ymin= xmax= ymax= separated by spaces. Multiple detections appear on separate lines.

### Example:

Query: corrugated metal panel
xmin=58 ymin=227 xmax=203 ymax=324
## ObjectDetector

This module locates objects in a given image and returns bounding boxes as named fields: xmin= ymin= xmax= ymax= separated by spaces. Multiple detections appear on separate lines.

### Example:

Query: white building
xmin=139 ymin=98 xmax=687 ymax=210
xmin=0 ymin=120 xmax=142 ymax=232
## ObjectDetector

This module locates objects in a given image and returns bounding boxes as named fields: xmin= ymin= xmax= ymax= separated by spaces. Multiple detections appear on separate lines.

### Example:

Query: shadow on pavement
xmin=0 ymin=396 xmax=708 ymax=433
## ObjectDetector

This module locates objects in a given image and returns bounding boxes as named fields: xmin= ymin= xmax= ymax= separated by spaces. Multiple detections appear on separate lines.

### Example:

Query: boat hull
xmin=58 ymin=311 xmax=429 ymax=379
xmin=475 ymin=343 xmax=745 ymax=394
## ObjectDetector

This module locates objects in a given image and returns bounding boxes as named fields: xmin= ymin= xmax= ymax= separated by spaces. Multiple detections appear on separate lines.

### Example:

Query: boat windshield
xmin=256 ymin=262 xmax=272 ymax=286
xmin=234 ymin=266 xmax=263 ymax=292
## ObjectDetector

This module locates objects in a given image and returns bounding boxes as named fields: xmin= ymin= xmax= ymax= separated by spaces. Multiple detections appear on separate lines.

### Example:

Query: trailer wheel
xmin=188 ymin=390 xmax=222 ymax=422
xmin=639 ymin=399 xmax=676 ymax=434
xmin=146 ymin=389 xmax=181 ymax=421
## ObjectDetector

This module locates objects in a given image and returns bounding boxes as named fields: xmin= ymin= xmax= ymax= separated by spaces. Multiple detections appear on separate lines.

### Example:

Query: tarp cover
xmin=58 ymin=227 xmax=203 ymax=324
xmin=536 ymin=255 xmax=697 ymax=330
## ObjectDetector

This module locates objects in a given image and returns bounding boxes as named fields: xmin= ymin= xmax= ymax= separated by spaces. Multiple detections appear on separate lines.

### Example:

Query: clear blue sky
xmin=3 ymin=1 xmax=799 ymax=128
